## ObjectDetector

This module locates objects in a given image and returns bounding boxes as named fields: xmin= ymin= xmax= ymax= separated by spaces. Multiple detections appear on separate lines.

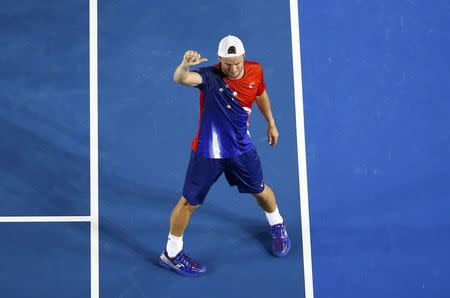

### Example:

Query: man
xmin=159 ymin=35 xmax=290 ymax=277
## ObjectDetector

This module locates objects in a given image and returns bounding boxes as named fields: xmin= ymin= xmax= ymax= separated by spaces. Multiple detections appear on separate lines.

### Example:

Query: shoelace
xmin=271 ymin=225 xmax=287 ymax=239
xmin=176 ymin=252 xmax=196 ymax=269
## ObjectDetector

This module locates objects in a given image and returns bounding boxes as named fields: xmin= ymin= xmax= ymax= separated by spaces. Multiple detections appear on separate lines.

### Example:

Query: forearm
xmin=256 ymin=91 xmax=276 ymax=126
xmin=173 ymin=62 xmax=190 ymax=83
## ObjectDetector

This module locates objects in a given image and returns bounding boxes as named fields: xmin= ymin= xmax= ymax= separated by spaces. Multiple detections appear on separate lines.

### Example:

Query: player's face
xmin=220 ymin=55 xmax=244 ymax=79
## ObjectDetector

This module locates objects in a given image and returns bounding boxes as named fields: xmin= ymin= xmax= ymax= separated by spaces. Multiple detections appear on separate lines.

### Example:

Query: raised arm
xmin=173 ymin=50 xmax=208 ymax=87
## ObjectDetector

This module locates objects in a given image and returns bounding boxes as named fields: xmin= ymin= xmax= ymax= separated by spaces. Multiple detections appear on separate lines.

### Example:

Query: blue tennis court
xmin=1 ymin=1 xmax=449 ymax=298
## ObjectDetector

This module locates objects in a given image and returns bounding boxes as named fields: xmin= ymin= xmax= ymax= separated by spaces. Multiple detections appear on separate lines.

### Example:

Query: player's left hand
xmin=268 ymin=124 xmax=279 ymax=147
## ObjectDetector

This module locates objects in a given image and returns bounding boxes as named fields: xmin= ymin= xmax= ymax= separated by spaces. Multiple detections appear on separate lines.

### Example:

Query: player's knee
xmin=253 ymin=184 xmax=269 ymax=199
xmin=180 ymin=196 xmax=200 ymax=211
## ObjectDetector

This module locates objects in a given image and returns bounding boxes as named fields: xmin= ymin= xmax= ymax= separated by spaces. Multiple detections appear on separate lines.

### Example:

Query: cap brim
xmin=218 ymin=52 xmax=245 ymax=58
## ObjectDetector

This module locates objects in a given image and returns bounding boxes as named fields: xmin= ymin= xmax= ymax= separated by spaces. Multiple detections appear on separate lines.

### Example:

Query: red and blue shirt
xmin=192 ymin=61 xmax=266 ymax=158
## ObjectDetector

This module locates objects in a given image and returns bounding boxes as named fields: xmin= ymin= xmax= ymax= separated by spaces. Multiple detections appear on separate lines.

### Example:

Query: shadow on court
xmin=99 ymin=179 xmax=274 ymax=264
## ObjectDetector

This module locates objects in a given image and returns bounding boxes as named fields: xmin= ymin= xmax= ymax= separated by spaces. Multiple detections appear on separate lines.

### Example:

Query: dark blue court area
xmin=0 ymin=223 xmax=90 ymax=298
xmin=0 ymin=0 xmax=90 ymax=216
xmin=301 ymin=1 xmax=450 ymax=297
xmin=1 ymin=0 xmax=449 ymax=298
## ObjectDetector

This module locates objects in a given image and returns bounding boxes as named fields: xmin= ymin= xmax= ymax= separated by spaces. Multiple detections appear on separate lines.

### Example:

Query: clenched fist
xmin=182 ymin=50 xmax=208 ymax=67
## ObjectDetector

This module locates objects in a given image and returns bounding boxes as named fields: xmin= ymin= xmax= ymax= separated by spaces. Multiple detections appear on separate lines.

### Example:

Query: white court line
xmin=0 ymin=216 xmax=91 ymax=222
xmin=89 ymin=0 xmax=99 ymax=297
xmin=289 ymin=1 xmax=315 ymax=298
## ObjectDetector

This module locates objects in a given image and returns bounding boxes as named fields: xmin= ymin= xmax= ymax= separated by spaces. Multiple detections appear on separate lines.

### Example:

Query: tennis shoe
xmin=159 ymin=250 xmax=206 ymax=277
xmin=269 ymin=223 xmax=291 ymax=257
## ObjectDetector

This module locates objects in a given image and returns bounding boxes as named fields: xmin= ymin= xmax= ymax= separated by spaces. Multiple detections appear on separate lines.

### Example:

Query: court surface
xmin=1 ymin=1 xmax=449 ymax=298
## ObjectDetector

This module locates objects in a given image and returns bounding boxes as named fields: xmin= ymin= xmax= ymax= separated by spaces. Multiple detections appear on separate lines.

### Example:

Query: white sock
xmin=265 ymin=207 xmax=284 ymax=226
xmin=166 ymin=233 xmax=183 ymax=258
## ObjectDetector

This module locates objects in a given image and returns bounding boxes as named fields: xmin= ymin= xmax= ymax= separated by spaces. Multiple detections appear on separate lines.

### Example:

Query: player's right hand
xmin=182 ymin=50 xmax=208 ymax=66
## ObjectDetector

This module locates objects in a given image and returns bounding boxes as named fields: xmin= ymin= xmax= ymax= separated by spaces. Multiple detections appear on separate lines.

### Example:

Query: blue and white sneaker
xmin=159 ymin=250 xmax=206 ymax=277
xmin=269 ymin=223 xmax=291 ymax=257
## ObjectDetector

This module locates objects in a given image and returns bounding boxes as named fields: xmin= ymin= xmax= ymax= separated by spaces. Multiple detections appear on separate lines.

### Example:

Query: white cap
xmin=217 ymin=35 xmax=245 ymax=58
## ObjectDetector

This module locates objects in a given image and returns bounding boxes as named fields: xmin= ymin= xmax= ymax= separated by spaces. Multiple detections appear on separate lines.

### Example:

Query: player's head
xmin=218 ymin=35 xmax=245 ymax=79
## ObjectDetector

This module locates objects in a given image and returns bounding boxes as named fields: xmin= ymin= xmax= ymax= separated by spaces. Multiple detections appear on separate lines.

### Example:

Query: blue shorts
xmin=182 ymin=148 xmax=265 ymax=205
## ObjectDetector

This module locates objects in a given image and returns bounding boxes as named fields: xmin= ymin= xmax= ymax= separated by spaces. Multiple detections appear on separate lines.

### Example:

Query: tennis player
xmin=159 ymin=35 xmax=290 ymax=277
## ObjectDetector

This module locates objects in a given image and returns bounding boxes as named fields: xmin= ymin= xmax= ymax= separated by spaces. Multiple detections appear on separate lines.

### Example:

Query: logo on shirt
xmin=249 ymin=82 xmax=255 ymax=89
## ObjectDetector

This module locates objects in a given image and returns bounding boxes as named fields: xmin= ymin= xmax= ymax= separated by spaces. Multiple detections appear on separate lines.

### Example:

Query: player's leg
xmin=164 ymin=195 xmax=198 ymax=266
xmin=253 ymin=184 xmax=277 ymax=213
xmin=169 ymin=195 xmax=199 ymax=237
xmin=224 ymin=148 xmax=290 ymax=257
xmin=253 ymin=184 xmax=284 ymax=227
xmin=160 ymin=151 xmax=224 ymax=276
